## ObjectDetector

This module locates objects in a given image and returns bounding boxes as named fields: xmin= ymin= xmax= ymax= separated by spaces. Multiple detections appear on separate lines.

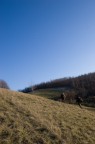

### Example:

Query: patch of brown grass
xmin=0 ymin=88 xmax=95 ymax=144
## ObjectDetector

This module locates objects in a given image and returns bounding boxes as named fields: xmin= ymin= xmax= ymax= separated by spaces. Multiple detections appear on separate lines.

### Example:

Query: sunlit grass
xmin=0 ymin=88 xmax=95 ymax=144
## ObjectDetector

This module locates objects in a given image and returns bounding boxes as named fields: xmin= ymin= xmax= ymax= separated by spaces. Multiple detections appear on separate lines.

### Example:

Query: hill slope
xmin=30 ymin=88 xmax=95 ymax=107
xmin=0 ymin=88 xmax=95 ymax=144
xmin=29 ymin=88 xmax=64 ymax=100
xmin=21 ymin=72 xmax=95 ymax=107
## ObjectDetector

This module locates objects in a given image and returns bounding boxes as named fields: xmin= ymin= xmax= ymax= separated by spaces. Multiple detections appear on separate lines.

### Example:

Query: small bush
xmin=0 ymin=80 xmax=10 ymax=89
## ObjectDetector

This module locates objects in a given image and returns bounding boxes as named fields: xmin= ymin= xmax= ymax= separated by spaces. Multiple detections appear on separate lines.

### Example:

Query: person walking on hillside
xmin=76 ymin=95 xmax=83 ymax=108
xmin=60 ymin=92 xmax=66 ymax=102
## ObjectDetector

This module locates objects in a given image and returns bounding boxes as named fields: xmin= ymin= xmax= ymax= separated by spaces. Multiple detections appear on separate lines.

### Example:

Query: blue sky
xmin=0 ymin=0 xmax=95 ymax=90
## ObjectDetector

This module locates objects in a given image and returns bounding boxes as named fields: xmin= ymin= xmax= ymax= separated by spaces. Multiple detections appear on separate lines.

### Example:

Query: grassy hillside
xmin=21 ymin=72 xmax=95 ymax=107
xmin=30 ymin=89 xmax=95 ymax=107
xmin=0 ymin=88 xmax=95 ymax=144
xmin=30 ymin=89 xmax=64 ymax=100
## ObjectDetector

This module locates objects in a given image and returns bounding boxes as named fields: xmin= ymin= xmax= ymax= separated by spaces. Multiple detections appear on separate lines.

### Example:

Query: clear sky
xmin=0 ymin=0 xmax=95 ymax=90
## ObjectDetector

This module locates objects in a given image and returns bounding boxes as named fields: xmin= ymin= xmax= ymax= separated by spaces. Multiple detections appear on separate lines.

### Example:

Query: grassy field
xmin=30 ymin=89 xmax=95 ymax=107
xmin=0 ymin=88 xmax=95 ymax=144
xmin=29 ymin=89 xmax=64 ymax=100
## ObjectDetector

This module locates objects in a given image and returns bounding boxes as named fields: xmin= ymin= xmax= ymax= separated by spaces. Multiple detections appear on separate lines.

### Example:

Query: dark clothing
xmin=76 ymin=96 xmax=83 ymax=108
xmin=61 ymin=93 xmax=66 ymax=102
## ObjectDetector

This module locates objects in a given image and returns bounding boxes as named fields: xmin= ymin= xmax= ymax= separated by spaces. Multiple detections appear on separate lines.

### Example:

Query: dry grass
xmin=0 ymin=88 xmax=95 ymax=144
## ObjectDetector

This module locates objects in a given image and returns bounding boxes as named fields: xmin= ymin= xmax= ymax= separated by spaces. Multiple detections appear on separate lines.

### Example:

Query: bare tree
xmin=0 ymin=80 xmax=10 ymax=89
